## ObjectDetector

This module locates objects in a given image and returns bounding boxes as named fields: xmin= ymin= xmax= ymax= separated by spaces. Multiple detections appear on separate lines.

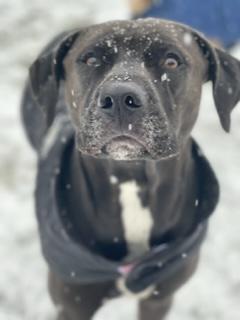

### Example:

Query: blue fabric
xmin=140 ymin=0 xmax=240 ymax=47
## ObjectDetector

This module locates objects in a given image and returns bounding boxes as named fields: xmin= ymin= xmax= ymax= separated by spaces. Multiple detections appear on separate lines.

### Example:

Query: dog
xmin=21 ymin=19 xmax=240 ymax=320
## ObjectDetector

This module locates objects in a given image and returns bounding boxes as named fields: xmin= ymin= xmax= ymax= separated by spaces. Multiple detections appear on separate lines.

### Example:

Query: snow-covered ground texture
xmin=0 ymin=0 xmax=239 ymax=319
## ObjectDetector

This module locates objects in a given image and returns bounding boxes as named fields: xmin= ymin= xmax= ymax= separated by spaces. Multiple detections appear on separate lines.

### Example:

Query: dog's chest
xmin=118 ymin=180 xmax=153 ymax=260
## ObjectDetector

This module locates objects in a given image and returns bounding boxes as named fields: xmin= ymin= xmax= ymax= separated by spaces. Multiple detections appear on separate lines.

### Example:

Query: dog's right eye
xmin=79 ymin=53 xmax=102 ymax=67
xmin=86 ymin=56 xmax=101 ymax=67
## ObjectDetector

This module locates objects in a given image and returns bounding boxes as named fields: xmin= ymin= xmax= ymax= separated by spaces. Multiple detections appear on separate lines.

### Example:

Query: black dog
xmin=21 ymin=19 xmax=240 ymax=320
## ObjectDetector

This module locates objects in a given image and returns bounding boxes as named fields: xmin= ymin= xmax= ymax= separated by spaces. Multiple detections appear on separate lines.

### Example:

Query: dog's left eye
xmin=164 ymin=57 xmax=178 ymax=69
xmin=162 ymin=53 xmax=182 ymax=70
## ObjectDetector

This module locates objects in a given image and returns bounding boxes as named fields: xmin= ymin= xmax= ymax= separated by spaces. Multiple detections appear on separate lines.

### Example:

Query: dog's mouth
xmin=78 ymin=130 xmax=179 ymax=161
xmin=101 ymin=135 xmax=150 ymax=160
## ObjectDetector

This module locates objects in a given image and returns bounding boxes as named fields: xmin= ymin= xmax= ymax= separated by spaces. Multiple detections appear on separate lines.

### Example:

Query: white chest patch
xmin=119 ymin=181 xmax=153 ymax=260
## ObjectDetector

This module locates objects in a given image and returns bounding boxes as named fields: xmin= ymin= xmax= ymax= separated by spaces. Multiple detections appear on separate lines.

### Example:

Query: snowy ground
xmin=0 ymin=1 xmax=239 ymax=319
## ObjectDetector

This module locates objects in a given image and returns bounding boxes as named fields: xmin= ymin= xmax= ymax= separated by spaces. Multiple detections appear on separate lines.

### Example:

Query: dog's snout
xmin=98 ymin=82 xmax=146 ymax=113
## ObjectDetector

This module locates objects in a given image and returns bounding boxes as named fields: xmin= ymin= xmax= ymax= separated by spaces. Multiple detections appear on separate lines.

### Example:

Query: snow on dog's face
xmin=30 ymin=19 xmax=240 ymax=160
xmin=64 ymin=20 xmax=203 ymax=161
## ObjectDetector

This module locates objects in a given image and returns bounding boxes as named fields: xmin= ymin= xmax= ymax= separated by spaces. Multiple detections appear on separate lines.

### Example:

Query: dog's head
xmin=30 ymin=19 xmax=240 ymax=160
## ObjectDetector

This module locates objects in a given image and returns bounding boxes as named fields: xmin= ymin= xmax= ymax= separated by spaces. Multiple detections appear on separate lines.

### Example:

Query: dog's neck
xmin=63 ymin=138 xmax=198 ymax=260
xmin=77 ymin=139 xmax=194 ymax=185
xmin=104 ymin=139 xmax=197 ymax=236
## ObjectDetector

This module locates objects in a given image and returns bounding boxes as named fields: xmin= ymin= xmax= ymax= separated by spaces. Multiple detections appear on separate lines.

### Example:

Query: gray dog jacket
xmin=35 ymin=114 xmax=219 ymax=293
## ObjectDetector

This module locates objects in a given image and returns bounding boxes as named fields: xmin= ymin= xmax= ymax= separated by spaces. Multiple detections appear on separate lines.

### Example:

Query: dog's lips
xmin=101 ymin=135 xmax=149 ymax=160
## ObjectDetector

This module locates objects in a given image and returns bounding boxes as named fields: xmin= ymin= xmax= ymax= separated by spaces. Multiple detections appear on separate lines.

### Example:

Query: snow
xmin=113 ymin=237 xmax=120 ymax=243
xmin=128 ymin=123 xmax=133 ymax=131
xmin=183 ymin=32 xmax=193 ymax=46
xmin=161 ymin=73 xmax=169 ymax=82
xmin=110 ymin=175 xmax=119 ymax=185
xmin=0 ymin=1 xmax=239 ymax=319
xmin=72 ymin=101 xmax=77 ymax=109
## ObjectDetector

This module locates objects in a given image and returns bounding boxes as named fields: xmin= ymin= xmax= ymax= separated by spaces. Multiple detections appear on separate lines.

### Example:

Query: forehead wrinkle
xmin=70 ymin=34 xmax=119 ymax=60
xmin=71 ymin=23 xmax=196 ymax=65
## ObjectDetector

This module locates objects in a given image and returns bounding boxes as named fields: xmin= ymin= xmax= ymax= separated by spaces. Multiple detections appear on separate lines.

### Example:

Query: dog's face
xmin=30 ymin=19 xmax=240 ymax=160
xmin=64 ymin=20 xmax=206 ymax=160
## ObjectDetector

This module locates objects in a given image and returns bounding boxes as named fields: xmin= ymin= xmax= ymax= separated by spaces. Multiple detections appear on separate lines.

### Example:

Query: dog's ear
xmin=193 ymin=32 xmax=240 ymax=132
xmin=29 ymin=31 xmax=80 ymax=126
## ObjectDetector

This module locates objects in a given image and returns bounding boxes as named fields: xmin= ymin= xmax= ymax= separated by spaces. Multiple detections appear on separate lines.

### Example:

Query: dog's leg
xmin=48 ymin=271 xmax=115 ymax=320
xmin=138 ymin=294 xmax=173 ymax=320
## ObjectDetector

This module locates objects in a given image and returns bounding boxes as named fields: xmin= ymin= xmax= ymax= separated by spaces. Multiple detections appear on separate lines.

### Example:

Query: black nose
xmin=98 ymin=82 xmax=146 ymax=113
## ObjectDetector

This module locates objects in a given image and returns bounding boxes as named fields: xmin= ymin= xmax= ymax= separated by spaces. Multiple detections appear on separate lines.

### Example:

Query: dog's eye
xmin=80 ymin=53 xmax=102 ymax=67
xmin=85 ymin=56 xmax=101 ymax=67
xmin=164 ymin=57 xmax=178 ymax=69
xmin=162 ymin=53 xmax=181 ymax=70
